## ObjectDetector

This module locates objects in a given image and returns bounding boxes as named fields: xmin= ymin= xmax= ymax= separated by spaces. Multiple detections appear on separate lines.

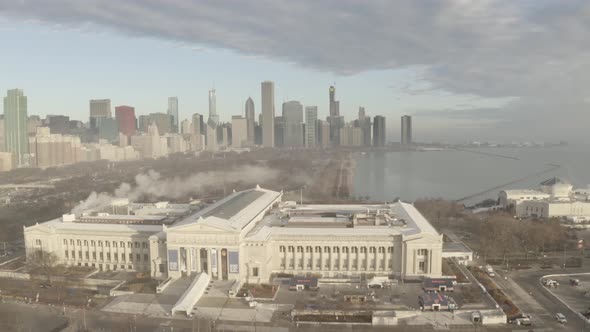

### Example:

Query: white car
xmin=555 ymin=313 xmax=567 ymax=324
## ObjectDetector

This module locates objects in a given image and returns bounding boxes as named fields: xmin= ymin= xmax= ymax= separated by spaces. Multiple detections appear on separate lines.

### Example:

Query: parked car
xmin=543 ymin=279 xmax=559 ymax=288
xmin=555 ymin=313 xmax=567 ymax=324
xmin=569 ymin=278 xmax=580 ymax=286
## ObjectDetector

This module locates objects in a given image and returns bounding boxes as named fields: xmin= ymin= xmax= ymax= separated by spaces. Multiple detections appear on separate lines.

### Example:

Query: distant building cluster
xmin=1 ymin=84 xmax=398 ymax=171
xmin=499 ymin=177 xmax=590 ymax=221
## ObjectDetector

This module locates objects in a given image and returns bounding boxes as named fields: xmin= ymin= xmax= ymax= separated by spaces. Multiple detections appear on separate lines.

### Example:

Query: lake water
xmin=351 ymin=145 xmax=590 ymax=205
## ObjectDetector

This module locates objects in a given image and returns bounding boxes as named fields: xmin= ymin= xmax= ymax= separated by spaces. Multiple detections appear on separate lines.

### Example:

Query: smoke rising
xmin=72 ymin=165 xmax=280 ymax=214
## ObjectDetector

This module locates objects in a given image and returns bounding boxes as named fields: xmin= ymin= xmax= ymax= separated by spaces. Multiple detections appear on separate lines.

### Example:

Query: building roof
xmin=244 ymin=201 xmax=440 ymax=241
xmin=418 ymin=293 xmax=455 ymax=306
xmin=423 ymin=278 xmax=454 ymax=289
xmin=501 ymin=189 xmax=549 ymax=197
xmin=171 ymin=187 xmax=281 ymax=232
xmin=443 ymin=242 xmax=473 ymax=254
xmin=540 ymin=177 xmax=570 ymax=186
xmin=26 ymin=217 xmax=163 ymax=234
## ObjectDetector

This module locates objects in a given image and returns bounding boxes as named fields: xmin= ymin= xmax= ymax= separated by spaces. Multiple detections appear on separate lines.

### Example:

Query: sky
xmin=1 ymin=0 xmax=589 ymax=143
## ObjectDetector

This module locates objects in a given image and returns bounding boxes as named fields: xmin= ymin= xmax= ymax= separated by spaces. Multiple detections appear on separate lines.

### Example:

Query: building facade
xmin=282 ymin=101 xmax=304 ymax=148
xmin=245 ymin=97 xmax=255 ymax=145
xmin=115 ymin=106 xmax=137 ymax=137
xmin=401 ymin=115 xmax=412 ymax=145
xmin=305 ymin=106 xmax=318 ymax=148
xmin=261 ymin=81 xmax=275 ymax=148
xmin=4 ymin=89 xmax=29 ymax=165
xmin=25 ymin=187 xmax=443 ymax=285
xmin=373 ymin=115 xmax=386 ymax=147
xmin=231 ymin=116 xmax=248 ymax=148
xmin=167 ymin=97 xmax=179 ymax=133
xmin=89 ymin=99 xmax=112 ymax=129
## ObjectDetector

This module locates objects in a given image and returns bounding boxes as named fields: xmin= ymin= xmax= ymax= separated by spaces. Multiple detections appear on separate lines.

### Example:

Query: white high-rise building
xmin=231 ymin=116 xmax=248 ymax=148
xmin=305 ymin=106 xmax=318 ymax=148
xmin=261 ymin=81 xmax=275 ymax=148
xmin=245 ymin=97 xmax=255 ymax=145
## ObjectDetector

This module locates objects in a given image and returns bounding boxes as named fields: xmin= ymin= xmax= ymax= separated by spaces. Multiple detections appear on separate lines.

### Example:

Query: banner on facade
xmin=228 ymin=251 xmax=239 ymax=273
xmin=211 ymin=249 xmax=218 ymax=273
xmin=168 ymin=249 xmax=178 ymax=271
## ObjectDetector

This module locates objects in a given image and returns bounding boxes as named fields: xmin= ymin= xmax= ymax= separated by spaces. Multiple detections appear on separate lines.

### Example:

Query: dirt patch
xmin=237 ymin=283 xmax=278 ymax=299
xmin=468 ymin=266 xmax=521 ymax=320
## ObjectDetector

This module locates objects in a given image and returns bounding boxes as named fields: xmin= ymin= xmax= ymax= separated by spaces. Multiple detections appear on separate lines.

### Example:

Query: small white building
xmin=499 ymin=178 xmax=590 ymax=219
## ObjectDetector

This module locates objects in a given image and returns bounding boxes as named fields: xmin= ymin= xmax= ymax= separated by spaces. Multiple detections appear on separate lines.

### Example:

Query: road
xmin=497 ymin=267 xmax=590 ymax=331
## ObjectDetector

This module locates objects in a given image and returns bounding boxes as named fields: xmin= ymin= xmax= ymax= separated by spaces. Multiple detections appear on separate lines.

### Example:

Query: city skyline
xmin=2 ymin=1 xmax=589 ymax=143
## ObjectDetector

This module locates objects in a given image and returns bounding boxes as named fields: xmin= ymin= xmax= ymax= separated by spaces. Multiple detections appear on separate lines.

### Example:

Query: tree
xmin=27 ymin=250 xmax=60 ymax=285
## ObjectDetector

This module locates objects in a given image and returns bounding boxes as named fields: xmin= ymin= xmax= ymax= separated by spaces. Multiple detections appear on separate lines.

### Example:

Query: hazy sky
xmin=1 ymin=0 xmax=589 ymax=143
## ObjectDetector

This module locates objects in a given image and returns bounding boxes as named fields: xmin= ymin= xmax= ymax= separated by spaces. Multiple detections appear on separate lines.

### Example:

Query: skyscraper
xmin=245 ymin=97 xmax=255 ymax=145
xmin=231 ymin=116 xmax=248 ymax=148
xmin=208 ymin=89 xmax=219 ymax=126
xmin=358 ymin=107 xmax=372 ymax=146
xmin=261 ymin=81 xmax=275 ymax=148
xmin=115 ymin=106 xmax=136 ymax=137
xmin=401 ymin=115 xmax=412 ymax=145
xmin=89 ymin=99 xmax=111 ymax=129
xmin=305 ymin=106 xmax=318 ymax=148
xmin=282 ymin=101 xmax=304 ymax=148
xmin=3 ymin=89 xmax=29 ymax=165
xmin=148 ymin=113 xmax=174 ymax=135
xmin=373 ymin=115 xmax=386 ymax=147
xmin=328 ymin=86 xmax=343 ymax=146
xmin=167 ymin=97 xmax=179 ymax=133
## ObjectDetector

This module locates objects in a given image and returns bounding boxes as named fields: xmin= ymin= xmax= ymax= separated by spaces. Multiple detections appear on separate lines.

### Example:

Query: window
xmin=106 ymin=242 xmax=110 ymax=247
xmin=144 ymin=254 xmax=149 ymax=261
xmin=418 ymin=261 xmax=425 ymax=272
xmin=98 ymin=241 xmax=103 ymax=247
xmin=343 ymin=247 xmax=349 ymax=253
xmin=35 ymin=239 xmax=42 ymax=246
xmin=128 ymin=242 xmax=132 ymax=248
xmin=99 ymin=252 xmax=104 ymax=260
xmin=63 ymin=239 xmax=67 ymax=245
xmin=113 ymin=241 xmax=117 ymax=248
xmin=85 ymin=252 xmax=89 ymax=259
xmin=71 ymin=250 xmax=75 ymax=258
xmin=136 ymin=254 xmax=141 ymax=261
xmin=114 ymin=254 xmax=118 ymax=262
xmin=142 ymin=242 xmax=147 ymax=249
xmin=252 ymin=267 xmax=259 ymax=277
xmin=92 ymin=252 xmax=96 ymax=259
xmin=120 ymin=241 xmax=124 ymax=248
xmin=135 ymin=242 xmax=139 ymax=248
xmin=378 ymin=247 xmax=385 ymax=253
xmin=369 ymin=247 xmax=376 ymax=253
xmin=288 ymin=246 xmax=294 ymax=253
xmin=315 ymin=246 xmax=321 ymax=253
xmin=387 ymin=247 xmax=394 ymax=253
xmin=297 ymin=246 xmax=303 ymax=253
xmin=360 ymin=247 xmax=366 ymax=254
xmin=352 ymin=247 xmax=358 ymax=253
xmin=122 ymin=253 xmax=126 ymax=262
xmin=306 ymin=246 xmax=312 ymax=253
xmin=129 ymin=253 xmax=133 ymax=261
xmin=279 ymin=246 xmax=285 ymax=253
xmin=77 ymin=240 xmax=81 ymax=246
xmin=418 ymin=249 xmax=428 ymax=256
xmin=65 ymin=250 xmax=69 ymax=258
xmin=91 ymin=240 xmax=95 ymax=246
xmin=324 ymin=246 xmax=330 ymax=253
xmin=106 ymin=253 xmax=111 ymax=261
xmin=70 ymin=239 xmax=74 ymax=245
xmin=333 ymin=247 xmax=339 ymax=253
xmin=84 ymin=240 xmax=88 ymax=246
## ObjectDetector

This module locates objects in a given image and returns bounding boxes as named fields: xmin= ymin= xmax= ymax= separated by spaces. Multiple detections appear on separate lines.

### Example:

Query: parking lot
xmin=544 ymin=274 xmax=590 ymax=314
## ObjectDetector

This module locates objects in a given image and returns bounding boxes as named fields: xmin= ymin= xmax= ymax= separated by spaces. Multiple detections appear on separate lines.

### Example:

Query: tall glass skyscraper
xmin=401 ymin=115 xmax=412 ymax=145
xmin=245 ymin=97 xmax=255 ymax=145
xmin=208 ymin=90 xmax=219 ymax=126
xmin=3 ymin=89 xmax=29 ymax=165
xmin=167 ymin=97 xmax=179 ymax=133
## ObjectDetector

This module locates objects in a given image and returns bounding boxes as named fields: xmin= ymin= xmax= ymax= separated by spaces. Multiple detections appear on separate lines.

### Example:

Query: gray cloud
xmin=1 ymin=0 xmax=589 ymax=140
